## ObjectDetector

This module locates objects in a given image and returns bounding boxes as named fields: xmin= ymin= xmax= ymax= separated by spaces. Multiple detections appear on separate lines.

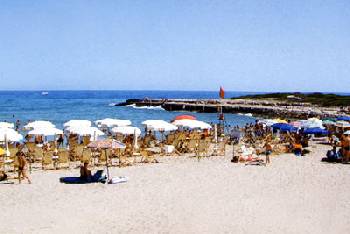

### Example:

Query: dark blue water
xmin=0 ymin=90 xmax=260 ymax=129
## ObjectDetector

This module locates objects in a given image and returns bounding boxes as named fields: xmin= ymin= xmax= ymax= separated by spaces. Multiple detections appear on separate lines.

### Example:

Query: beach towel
xmin=109 ymin=176 xmax=128 ymax=184
xmin=60 ymin=170 xmax=106 ymax=184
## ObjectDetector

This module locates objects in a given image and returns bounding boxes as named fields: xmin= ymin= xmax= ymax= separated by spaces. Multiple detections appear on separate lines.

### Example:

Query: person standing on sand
xmin=341 ymin=132 xmax=350 ymax=163
xmin=17 ymin=152 xmax=31 ymax=184
xmin=264 ymin=141 xmax=272 ymax=165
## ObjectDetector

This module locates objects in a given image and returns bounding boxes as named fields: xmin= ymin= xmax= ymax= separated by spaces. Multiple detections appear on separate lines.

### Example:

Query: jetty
xmin=115 ymin=98 xmax=349 ymax=119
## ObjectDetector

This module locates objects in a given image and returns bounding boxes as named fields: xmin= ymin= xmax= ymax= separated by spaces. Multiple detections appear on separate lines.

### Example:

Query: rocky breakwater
xmin=115 ymin=98 xmax=346 ymax=119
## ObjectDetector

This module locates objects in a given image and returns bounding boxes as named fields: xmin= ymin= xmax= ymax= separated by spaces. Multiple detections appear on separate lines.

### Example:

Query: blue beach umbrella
xmin=336 ymin=116 xmax=350 ymax=122
xmin=272 ymin=123 xmax=298 ymax=132
xmin=303 ymin=127 xmax=329 ymax=135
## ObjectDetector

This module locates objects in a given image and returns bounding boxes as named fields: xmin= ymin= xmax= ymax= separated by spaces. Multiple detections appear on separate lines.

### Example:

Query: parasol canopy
xmin=28 ymin=127 xmax=63 ymax=136
xmin=142 ymin=120 xmax=177 ymax=132
xmin=272 ymin=123 xmax=297 ymax=132
xmin=95 ymin=118 xmax=131 ymax=128
xmin=336 ymin=121 xmax=350 ymax=128
xmin=111 ymin=126 xmax=141 ymax=136
xmin=172 ymin=119 xmax=212 ymax=130
xmin=303 ymin=127 xmax=329 ymax=135
xmin=66 ymin=126 xmax=104 ymax=136
xmin=336 ymin=116 xmax=350 ymax=122
xmin=173 ymin=115 xmax=196 ymax=121
xmin=0 ymin=122 xmax=14 ymax=129
xmin=24 ymin=121 xmax=55 ymax=130
xmin=0 ymin=128 xmax=23 ymax=142
xmin=63 ymin=120 xmax=92 ymax=128
xmin=87 ymin=139 xmax=126 ymax=149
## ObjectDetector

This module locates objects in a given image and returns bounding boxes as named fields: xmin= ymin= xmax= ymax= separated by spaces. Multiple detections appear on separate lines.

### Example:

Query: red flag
xmin=219 ymin=86 xmax=225 ymax=99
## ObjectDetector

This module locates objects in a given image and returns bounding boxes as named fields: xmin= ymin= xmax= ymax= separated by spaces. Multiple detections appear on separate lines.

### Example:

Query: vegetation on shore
xmin=234 ymin=92 xmax=350 ymax=107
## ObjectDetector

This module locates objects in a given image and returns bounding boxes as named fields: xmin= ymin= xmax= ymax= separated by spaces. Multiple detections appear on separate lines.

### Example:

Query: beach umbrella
xmin=95 ymin=118 xmax=131 ymax=128
xmin=258 ymin=119 xmax=276 ymax=127
xmin=337 ymin=116 xmax=350 ymax=122
xmin=66 ymin=126 xmax=105 ymax=137
xmin=174 ymin=115 xmax=196 ymax=121
xmin=344 ymin=130 xmax=350 ymax=135
xmin=24 ymin=120 xmax=55 ymax=130
xmin=87 ymin=139 xmax=126 ymax=149
xmin=0 ymin=122 xmax=14 ymax=129
xmin=303 ymin=127 xmax=329 ymax=135
xmin=111 ymin=126 xmax=141 ymax=136
xmin=336 ymin=121 xmax=350 ymax=128
xmin=301 ymin=118 xmax=323 ymax=128
xmin=272 ymin=123 xmax=297 ymax=132
xmin=322 ymin=120 xmax=336 ymax=126
xmin=273 ymin=119 xmax=288 ymax=124
xmin=0 ymin=128 xmax=23 ymax=142
xmin=63 ymin=120 xmax=91 ymax=128
xmin=290 ymin=121 xmax=302 ymax=128
xmin=88 ymin=139 xmax=126 ymax=181
xmin=142 ymin=120 xmax=178 ymax=132
xmin=172 ymin=119 xmax=212 ymax=130
xmin=28 ymin=127 xmax=63 ymax=136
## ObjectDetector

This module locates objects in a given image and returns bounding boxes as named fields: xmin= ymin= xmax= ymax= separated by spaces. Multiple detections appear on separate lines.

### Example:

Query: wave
xmin=127 ymin=104 xmax=165 ymax=110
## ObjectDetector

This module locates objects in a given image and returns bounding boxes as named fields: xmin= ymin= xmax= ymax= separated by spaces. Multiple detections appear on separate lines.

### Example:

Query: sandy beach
xmin=1 ymin=142 xmax=349 ymax=234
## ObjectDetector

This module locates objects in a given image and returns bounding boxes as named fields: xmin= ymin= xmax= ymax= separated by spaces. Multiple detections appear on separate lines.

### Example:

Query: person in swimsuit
xmin=341 ymin=133 xmax=350 ymax=163
xmin=80 ymin=162 xmax=92 ymax=182
xmin=264 ymin=141 xmax=272 ymax=164
xmin=17 ymin=152 xmax=31 ymax=184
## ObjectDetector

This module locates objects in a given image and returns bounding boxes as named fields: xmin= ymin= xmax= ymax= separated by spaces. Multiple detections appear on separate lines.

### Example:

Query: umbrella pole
xmin=105 ymin=148 xmax=110 ymax=184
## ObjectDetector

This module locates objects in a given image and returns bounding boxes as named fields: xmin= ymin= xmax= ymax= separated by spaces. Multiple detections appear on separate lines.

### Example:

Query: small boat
xmin=41 ymin=91 xmax=49 ymax=96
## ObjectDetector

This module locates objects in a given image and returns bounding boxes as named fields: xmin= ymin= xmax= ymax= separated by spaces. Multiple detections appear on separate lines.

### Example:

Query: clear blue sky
xmin=0 ymin=0 xmax=349 ymax=92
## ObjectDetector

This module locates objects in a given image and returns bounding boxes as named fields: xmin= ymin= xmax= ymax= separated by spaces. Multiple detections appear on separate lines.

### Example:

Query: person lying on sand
xmin=17 ymin=152 xmax=31 ymax=184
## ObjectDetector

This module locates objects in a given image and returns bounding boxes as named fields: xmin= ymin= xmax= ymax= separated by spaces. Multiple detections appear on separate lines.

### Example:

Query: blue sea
xmin=0 ymin=90 xmax=259 ymax=130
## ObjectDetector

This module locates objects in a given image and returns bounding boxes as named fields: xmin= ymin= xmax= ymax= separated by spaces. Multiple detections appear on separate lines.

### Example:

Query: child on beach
xmin=264 ymin=141 xmax=272 ymax=164
xmin=17 ymin=152 xmax=32 ymax=184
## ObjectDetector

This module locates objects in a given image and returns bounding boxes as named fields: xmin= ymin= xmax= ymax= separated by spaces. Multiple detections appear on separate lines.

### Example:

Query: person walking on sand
xmin=17 ymin=152 xmax=31 ymax=184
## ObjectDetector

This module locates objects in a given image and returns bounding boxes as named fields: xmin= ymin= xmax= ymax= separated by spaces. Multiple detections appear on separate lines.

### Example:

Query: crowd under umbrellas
xmin=0 ymin=116 xmax=216 ymax=181
xmin=1 ymin=113 xmax=350 ymax=184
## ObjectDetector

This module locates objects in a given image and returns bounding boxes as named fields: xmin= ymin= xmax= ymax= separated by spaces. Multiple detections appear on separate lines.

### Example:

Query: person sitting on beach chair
xmin=80 ymin=162 xmax=92 ymax=182
xmin=0 ymin=171 xmax=8 ymax=182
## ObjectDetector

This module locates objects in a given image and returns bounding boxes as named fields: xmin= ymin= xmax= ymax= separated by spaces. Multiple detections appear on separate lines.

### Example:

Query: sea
xmin=0 ymin=90 xmax=259 ymax=131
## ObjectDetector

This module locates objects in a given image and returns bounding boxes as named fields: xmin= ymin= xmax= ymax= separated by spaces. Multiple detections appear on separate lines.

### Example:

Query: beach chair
xmin=42 ymin=151 xmax=54 ymax=170
xmin=34 ymin=147 xmax=44 ymax=162
xmin=217 ymin=141 xmax=226 ymax=156
xmin=97 ymin=149 xmax=112 ymax=166
xmin=81 ymin=148 xmax=92 ymax=164
xmin=140 ymin=150 xmax=157 ymax=163
xmin=76 ymin=145 xmax=85 ymax=161
xmin=58 ymin=150 xmax=70 ymax=169
xmin=187 ymin=139 xmax=198 ymax=153
xmin=196 ymin=140 xmax=209 ymax=160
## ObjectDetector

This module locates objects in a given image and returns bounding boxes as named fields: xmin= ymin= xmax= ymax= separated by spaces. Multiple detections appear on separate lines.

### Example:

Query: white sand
xmin=1 ymin=143 xmax=349 ymax=234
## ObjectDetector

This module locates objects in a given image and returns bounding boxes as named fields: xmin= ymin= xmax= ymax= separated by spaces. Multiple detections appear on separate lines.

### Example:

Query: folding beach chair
xmin=42 ymin=151 xmax=54 ymax=170
xmin=58 ymin=150 xmax=70 ymax=169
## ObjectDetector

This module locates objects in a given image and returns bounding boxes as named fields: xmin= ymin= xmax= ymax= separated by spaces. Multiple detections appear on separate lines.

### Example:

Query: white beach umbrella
xmin=24 ymin=120 xmax=55 ymax=130
xmin=142 ymin=120 xmax=178 ymax=132
xmin=0 ymin=122 xmax=14 ymax=129
xmin=0 ymin=128 xmax=23 ymax=142
xmin=95 ymin=118 xmax=131 ymax=128
xmin=63 ymin=120 xmax=92 ymax=128
xmin=66 ymin=126 xmax=105 ymax=136
xmin=301 ymin=118 xmax=323 ymax=129
xmin=258 ymin=119 xmax=276 ymax=127
xmin=336 ymin=121 xmax=350 ymax=128
xmin=172 ymin=119 xmax=212 ymax=130
xmin=28 ymin=127 xmax=63 ymax=136
xmin=111 ymin=126 xmax=141 ymax=136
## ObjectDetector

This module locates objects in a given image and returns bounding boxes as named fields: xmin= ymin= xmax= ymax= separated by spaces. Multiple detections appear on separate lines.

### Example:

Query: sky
xmin=0 ymin=0 xmax=349 ymax=92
